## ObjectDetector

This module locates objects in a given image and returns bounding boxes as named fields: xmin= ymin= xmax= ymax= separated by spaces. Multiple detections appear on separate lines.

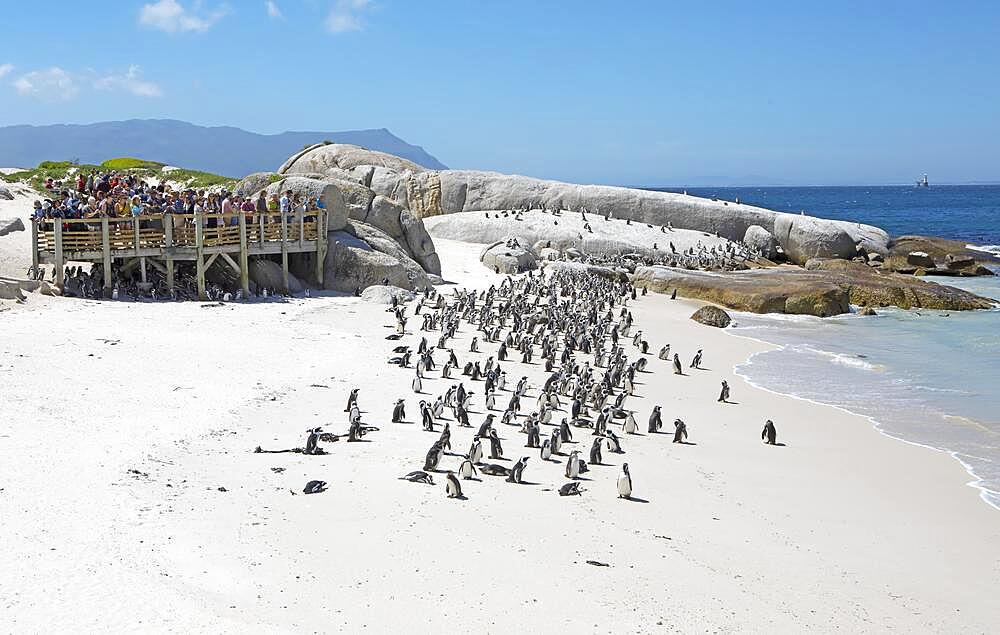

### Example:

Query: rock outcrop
xmin=633 ymin=260 xmax=995 ymax=316
xmin=690 ymin=305 xmax=732 ymax=328
xmin=324 ymin=223 xmax=431 ymax=294
xmin=1 ymin=217 xmax=25 ymax=237
xmin=424 ymin=209 xmax=732 ymax=262
xmin=280 ymin=143 xmax=424 ymax=175
xmin=480 ymin=237 xmax=538 ymax=274
xmin=232 ymin=172 xmax=280 ymax=198
xmin=0 ymin=185 xmax=14 ymax=201
xmin=743 ymin=225 xmax=779 ymax=259
xmin=886 ymin=235 xmax=999 ymax=276
xmin=249 ymin=259 xmax=304 ymax=294
xmin=360 ymin=285 xmax=416 ymax=304
xmin=263 ymin=176 xmax=349 ymax=231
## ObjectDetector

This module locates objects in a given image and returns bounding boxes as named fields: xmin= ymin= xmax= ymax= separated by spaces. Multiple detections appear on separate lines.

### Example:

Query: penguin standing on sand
xmin=673 ymin=419 xmax=688 ymax=443
xmin=658 ymin=344 xmax=670 ymax=360
xmin=691 ymin=349 xmax=703 ymax=369
xmin=673 ymin=354 xmax=683 ymax=375
xmin=589 ymin=436 xmax=603 ymax=465
xmin=525 ymin=419 xmax=541 ymax=448
xmin=468 ymin=436 xmax=484 ymax=464
xmin=458 ymin=459 xmax=478 ymax=479
xmin=559 ymin=418 xmax=573 ymax=443
xmin=605 ymin=429 xmax=624 ymax=454
xmin=344 ymin=388 xmax=359 ymax=412
xmin=623 ymin=410 xmax=638 ymax=434
xmin=617 ymin=463 xmax=633 ymax=499
xmin=648 ymin=406 xmax=663 ymax=433
xmin=304 ymin=427 xmax=322 ymax=455
xmin=762 ymin=419 xmax=778 ymax=445
xmin=477 ymin=414 xmax=495 ymax=438
xmin=718 ymin=380 xmax=730 ymax=403
xmin=445 ymin=471 xmax=463 ymax=498
xmin=412 ymin=370 xmax=423 ymax=393
xmin=488 ymin=428 xmax=504 ymax=459
xmin=540 ymin=438 xmax=552 ymax=460
xmin=550 ymin=428 xmax=562 ymax=455
xmin=424 ymin=441 xmax=443 ymax=471
xmin=506 ymin=457 xmax=529 ymax=483
xmin=565 ymin=450 xmax=581 ymax=479
xmin=392 ymin=399 xmax=406 ymax=423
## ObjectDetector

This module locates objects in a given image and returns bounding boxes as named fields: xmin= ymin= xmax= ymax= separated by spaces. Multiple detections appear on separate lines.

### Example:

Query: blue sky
xmin=1 ymin=0 xmax=998 ymax=185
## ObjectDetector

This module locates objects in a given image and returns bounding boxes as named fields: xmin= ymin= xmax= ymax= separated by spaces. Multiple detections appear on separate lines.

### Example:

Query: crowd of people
xmin=32 ymin=170 xmax=323 ymax=227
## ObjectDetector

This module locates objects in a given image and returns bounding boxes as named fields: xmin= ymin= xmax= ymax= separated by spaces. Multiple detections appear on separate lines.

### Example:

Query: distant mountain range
xmin=0 ymin=119 xmax=448 ymax=176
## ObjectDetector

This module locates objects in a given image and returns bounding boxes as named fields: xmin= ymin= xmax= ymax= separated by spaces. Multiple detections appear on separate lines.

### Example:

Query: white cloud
xmin=265 ymin=0 xmax=283 ymax=19
xmin=95 ymin=65 xmax=163 ymax=98
xmin=13 ymin=67 xmax=79 ymax=101
xmin=326 ymin=0 xmax=371 ymax=33
xmin=12 ymin=65 xmax=163 ymax=101
xmin=0 ymin=64 xmax=13 ymax=79
xmin=139 ymin=0 xmax=228 ymax=34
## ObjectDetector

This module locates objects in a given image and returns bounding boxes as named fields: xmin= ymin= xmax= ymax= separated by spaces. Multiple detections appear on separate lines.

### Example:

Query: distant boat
xmin=916 ymin=173 xmax=929 ymax=187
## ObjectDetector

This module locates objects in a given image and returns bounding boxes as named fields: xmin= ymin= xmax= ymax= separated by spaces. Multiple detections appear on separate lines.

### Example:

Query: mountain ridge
xmin=0 ymin=119 xmax=448 ymax=177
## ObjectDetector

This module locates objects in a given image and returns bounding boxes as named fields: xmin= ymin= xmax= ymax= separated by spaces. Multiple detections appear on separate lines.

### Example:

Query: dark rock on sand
xmin=633 ymin=259 xmax=995 ymax=316
xmin=690 ymin=305 xmax=732 ymax=328
xmin=888 ymin=235 xmax=998 ymax=276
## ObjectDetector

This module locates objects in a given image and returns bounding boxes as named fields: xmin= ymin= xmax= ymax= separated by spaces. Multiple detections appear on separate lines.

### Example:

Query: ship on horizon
xmin=916 ymin=173 xmax=929 ymax=187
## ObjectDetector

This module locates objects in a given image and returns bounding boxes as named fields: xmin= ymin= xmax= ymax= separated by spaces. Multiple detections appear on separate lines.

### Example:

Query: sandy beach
xmin=1 ymin=199 xmax=998 ymax=632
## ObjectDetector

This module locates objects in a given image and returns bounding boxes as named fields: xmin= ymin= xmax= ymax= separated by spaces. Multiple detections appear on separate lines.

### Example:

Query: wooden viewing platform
xmin=32 ymin=211 xmax=329 ymax=300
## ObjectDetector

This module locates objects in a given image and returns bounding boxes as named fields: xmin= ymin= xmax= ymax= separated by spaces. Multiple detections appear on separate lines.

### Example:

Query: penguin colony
xmin=299 ymin=267 xmax=780 ymax=500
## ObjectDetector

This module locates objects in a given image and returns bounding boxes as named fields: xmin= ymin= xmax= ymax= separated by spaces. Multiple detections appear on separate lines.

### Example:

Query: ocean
xmin=655 ymin=185 xmax=1000 ymax=509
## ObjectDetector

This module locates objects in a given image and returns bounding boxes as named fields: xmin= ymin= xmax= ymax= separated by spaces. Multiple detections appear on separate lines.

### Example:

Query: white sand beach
xmin=1 ymin=195 xmax=998 ymax=632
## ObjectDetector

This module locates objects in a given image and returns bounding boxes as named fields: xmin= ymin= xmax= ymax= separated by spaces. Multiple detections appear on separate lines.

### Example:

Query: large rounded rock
xmin=368 ymin=166 xmax=410 ymax=205
xmin=328 ymin=178 xmax=376 ymax=217
xmin=249 ymin=259 xmax=304 ymax=294
xmin=400 ymin=209 xmax=440 ymax=274
xmin=480 ymin=237 xmax=538 ymax=274
xmin=743 ymin=225 xmax=779 ymax=259
xmin=690 ymin=305 xmax=732 ymax=328
xmin=324 ymin=228 xmax=430 ymax=293
xmin=364 ymin=195 xmax=406 ymax=240
xmin=264 ymin=176 xmax=349 ymax=231
xmin=281 ymin=143 xmax=424 ymax=175
xmin=0 ymin=185 xmax=14 ymax=201
xmin=633 ymin=260 xmax=994 ymax=316
xmin=1 ymin=217 xmax=26 ymax=236
xmin=772 ymin=214 xmax=858 ymax=265
xmin=360 ymin=285 xmax=416 ymax=304
xmin=233 ymin=172 xmax=279 ymax=199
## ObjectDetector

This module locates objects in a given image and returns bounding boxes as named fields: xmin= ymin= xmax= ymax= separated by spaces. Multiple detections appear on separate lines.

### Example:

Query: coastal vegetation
xmin=0 ymin=158 xmax=237 ymax=194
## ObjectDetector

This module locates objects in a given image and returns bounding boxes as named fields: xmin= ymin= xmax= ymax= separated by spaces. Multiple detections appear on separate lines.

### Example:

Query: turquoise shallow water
xmin=727 ymin=274 xmax=1000 ymax=509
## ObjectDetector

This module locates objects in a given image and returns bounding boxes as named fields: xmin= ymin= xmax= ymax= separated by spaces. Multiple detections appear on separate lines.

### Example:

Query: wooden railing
xmin=31 ymin=210 xmax=329 ymax=299
xmin=35 ymin=212 xmax=320 ymax=254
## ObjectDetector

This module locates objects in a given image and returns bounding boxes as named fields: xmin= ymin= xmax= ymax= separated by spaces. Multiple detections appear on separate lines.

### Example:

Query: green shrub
xmin=101 ymin=157 xmax=166 ymax=170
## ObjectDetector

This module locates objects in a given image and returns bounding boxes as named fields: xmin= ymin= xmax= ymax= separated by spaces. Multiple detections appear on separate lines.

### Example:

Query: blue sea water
xmin=656 ymin=184 xmax=1000 ymax=247
xmin=656 ymin=185 xmax=1000 ymax=509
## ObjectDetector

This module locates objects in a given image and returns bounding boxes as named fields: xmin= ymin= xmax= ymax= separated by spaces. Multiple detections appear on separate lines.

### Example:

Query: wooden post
xmin=54 ymin=219 xmax=65 ymax=288
xmin=280 ymin=212 xmax=290 ymax=294
xmin=298 ymin=209 xmax=305 ymax=249
xmin=30 ymin=218 xmax=39 ymax=278
xmin=195 ymin=210 xmax=207 ymax=300
xmin=314 ymin=209 xmax=326 ymax=287
xmin=238 ymin=211 xmax=250 ymax=298
xmin=101 ymin=217 xmax=112 ymax=297
xmin=140 ymin=257 xmax=148 ymax=284
xmin=133 ymin=217 xmax=140 ymax=255
xmin=258 ymin=213 xmax=265 ymax=247
xmin=164 ymin=215 xmax=175 ymax=295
